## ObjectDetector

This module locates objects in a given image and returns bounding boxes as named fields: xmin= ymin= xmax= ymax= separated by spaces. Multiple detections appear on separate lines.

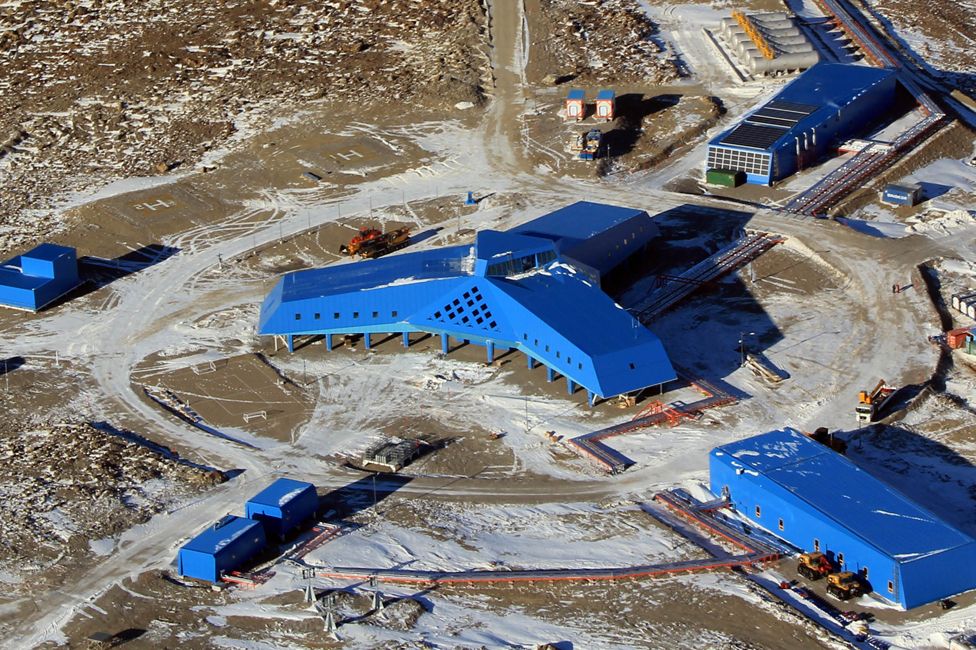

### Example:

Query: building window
xmin=334 ymin=312 xmax=340 ymax=319
xmin=353 ymin=311 xmax=359 ymax=319
xmin=372 ymin=311 xmax=378 ymax=318
xmin=707 ymin=146 xmax=772 ymax=177
xmin=814 ymin=539 xmax=820 ymax=552
xmin=628 ymin=362 xmax=636 ymax=370
xmin=545 ymin=345 xmax=550 ymax=352
xmin=887 ymin=580 xmax=894 ymax=593
xmin=295 ymin=313 xmax=301 ymax=320
xmin=578 ymin=362 xmax=583 ymax=370
xmin=567 ymin=356 xmax=572 ymax=365
xmin=556 ymin=351 xmax=560 ymax=359
xmin=523 ymin=333 xmax=528 ymax=340
xmin=314 ymin=313 xmax=320 ymax=320
xmin=392 ymin=311 xmax=398 ymax=318
xmin=778 ymin=518 xmax=784 ymax=531
xmin=755 ymin=505 xmax=761 ymax=518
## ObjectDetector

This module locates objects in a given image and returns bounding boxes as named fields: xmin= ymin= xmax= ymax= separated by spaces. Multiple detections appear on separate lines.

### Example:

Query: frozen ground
xmin=0 ymin=0 xmax=974 ymax=648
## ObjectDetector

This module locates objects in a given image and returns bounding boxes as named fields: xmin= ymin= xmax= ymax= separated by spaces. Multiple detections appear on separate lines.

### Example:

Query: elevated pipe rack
xmin=633 ymin=232 xmax=784 ymax=322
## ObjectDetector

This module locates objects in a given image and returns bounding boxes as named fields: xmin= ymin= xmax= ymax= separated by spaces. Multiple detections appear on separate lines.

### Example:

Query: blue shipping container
xmin=245 ymin=478 xmax=318 ymax=539
xmin=178 ymin=516 xmax=267 ymax=583
xmin=881 ymin=184 xmax=920 ymax=206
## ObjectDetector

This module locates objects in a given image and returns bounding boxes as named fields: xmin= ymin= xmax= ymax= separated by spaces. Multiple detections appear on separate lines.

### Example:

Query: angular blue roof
xmin=181 ymin=516 xmax=263 ymax=556
xmin=279 ymin=244 xmax=470 ymax=302
xmin=711 ymin=63 xmax=897 ymax=153
xmin=714 ymin=429 xmax=975 ymax=561
xmin=596 ymin=90 xmax=615 ymax=101
xmin=567 ymin=89 xmax=585 ymax=100
xmin=259 ymin=202 xmax=677 ymax=398
xmin=247 ymin=478 xmax=315 ymax=509
xmin=512 ymin=201 xmax=643 ymax=247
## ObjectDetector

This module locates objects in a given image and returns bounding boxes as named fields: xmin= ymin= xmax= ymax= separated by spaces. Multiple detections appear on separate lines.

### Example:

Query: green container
xmin=706 ymin=168 xmax=745 ymax=187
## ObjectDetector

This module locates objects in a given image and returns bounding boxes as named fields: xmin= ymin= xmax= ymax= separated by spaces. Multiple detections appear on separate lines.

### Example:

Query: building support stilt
xmin=486 ymin=341 xmax=495 ymax=363
xmin=441 ymin=333 xmax=450 ymax=355
xmin=324 ymin=334 xmax=333 ymax=351
xmin=588 ymin=391 xmax=596 ymax=408
xmin=287 ymin=334 xmax=294 ymax=353
xmin=402 ymin=332 xmax=410 ymax=348
xmin=364 ymin=333 xmax=372 ymax=350
xmin=526 ymin=353 xmax=534 ymax=369
xmin=567 ymin=378 xmax=575 ymax=395
xmin=546 ymin=366 xmax=554 ymax=382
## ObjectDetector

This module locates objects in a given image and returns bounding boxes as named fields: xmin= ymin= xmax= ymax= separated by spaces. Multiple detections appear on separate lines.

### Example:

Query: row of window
xmin=754 ymin=505 xmax=894 ymax=594
xmin=707 ymin=146 xmax=771 ymax=176
xmin=486 ymin=250 xmax=557 ymax=277
xmin=295 ymin=310 xmax=399 ymax=321
xmin=522 ymin=332 xmax=584 ymax=371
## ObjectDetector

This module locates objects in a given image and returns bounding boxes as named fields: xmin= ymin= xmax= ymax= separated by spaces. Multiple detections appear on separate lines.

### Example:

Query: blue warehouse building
xmin=710 ymin=429 xmax=976 ymax=608
xmin=0 ymin=243 xmax=81 ymax=312
xmin=706 ymin=63 xmax=898 ymax=185
xmin=259 ymin=201 xmax=677 ymax=403
xmin=245 ymin=478 xmax=318 ymax=540
xmin=177 ymin=515 xmax=267 ymax=583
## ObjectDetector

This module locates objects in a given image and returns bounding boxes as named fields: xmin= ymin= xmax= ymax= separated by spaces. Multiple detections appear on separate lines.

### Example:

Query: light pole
xmin=739 ymin=331 xmax=755 ymax=367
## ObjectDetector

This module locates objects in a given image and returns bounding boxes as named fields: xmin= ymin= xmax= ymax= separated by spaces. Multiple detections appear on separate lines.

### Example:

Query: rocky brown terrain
xmin=0 ymin=0 xmax=490 ymax=256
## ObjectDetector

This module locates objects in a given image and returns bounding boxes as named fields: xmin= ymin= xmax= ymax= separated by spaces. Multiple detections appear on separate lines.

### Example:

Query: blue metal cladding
xmin=0 ymin=243 xmax=80 ymax=311
xmin=882 ymin=185 xmax=919 ymax=206
xmin=258 ymin=202 xmax=677 ymax=398
xmin=511 ymin=201 xmax=660 ymax=279
xmin=707 ymin=63 xmax=898 ymax=185
xmin=710 ymin=429 xmax=976 ymax=608
xmin=177 ymin=516 xmax=267 ymax=583
xmin=245 ymin=478 xmax=318 ymax=539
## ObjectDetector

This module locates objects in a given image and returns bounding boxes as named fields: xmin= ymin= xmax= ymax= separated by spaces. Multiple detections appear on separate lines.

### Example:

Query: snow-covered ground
xmin=1 ymin=0 xmax=975 ymax=647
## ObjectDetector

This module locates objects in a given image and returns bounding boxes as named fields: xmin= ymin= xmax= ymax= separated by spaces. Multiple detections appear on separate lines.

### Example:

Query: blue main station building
xmin=259 ymin=201 xmax=677 ymax=404
xmin=706 ymin=63 xmax=898 ymax=185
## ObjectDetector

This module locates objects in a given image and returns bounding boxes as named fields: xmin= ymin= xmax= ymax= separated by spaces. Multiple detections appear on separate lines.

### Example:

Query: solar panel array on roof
xmin=765 ymin=100 xmax=818 ymax=115
xmin=748 ymin=114 xmax=797 ymax=128
xmin=719 ymin=123 xmax=787 ymax=150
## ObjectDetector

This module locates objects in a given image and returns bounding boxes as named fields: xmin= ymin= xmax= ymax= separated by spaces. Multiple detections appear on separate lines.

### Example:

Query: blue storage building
xmin=0 ymin=243 xmax=81 ymax=311
xmin=177 ymin=516 xmax=267 ymax=583
xmin=710 ymin=428 xmax=976 ymax=608
xmin=259 ymin=201 xmax=677 ymax=404
xmin=245 ymin=478 xmax=318 ymax=539
xmin=706 ymin=63 xmax=898 ymax=185
xmin=881 ymin=183 xmax=921 ymax=206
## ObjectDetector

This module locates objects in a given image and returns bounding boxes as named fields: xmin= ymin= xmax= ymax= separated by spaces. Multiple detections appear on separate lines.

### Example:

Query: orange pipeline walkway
xmin=567 ymin=373 xmax=738 ymax=474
